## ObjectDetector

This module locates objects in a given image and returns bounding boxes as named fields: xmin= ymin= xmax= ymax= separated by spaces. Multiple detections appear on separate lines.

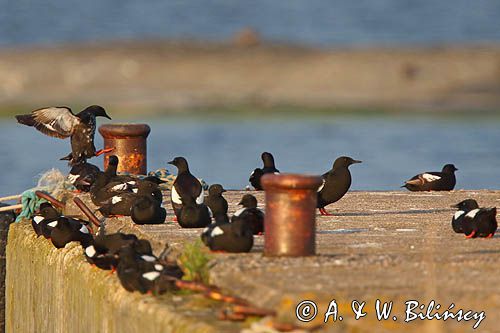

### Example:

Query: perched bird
xmin=402 ymin=164 xmax=458 ymax=191
xmin=90 ymin=156 xmax=136 ymax=206
xmin=168 ymin=157 xmax=204 ymax=216
xmin=249 ymin=152 xmax=279 ymax=190
xmin=131 ymin=194 xmax=166 ymax=225
xmin=231 ymin=194 xmax=264 ymax=235
xmin=116 ymin=246 xmax=175 ymax=294
xmin=67 ymin=162 xmax=100 ymax=192
xmin=201 ymin=217 xmax=253 ymax=253
xmin=31 ymin=202 xmax=61 ymax=238
xmin=177 ymin=196 xmax=211 ymax=228
xmin=15 ymin=105 xmax=113 ymax=165
xmin=98 ymin=181 xmax=160 ymax=217
xmin=462 ymin=207 xmax=497 ymax=239
xmin=84 ymin=233 xmax=139 ymax=270
xmin=50 ymin=217 xmax=93 ymax=248
xmin=317 ymin=156 xmax=361 ymax=216
xmin=205 ymin=184 xmax=228 ymax=217
xmin=451 ymin=199 xmax=479 ymax=233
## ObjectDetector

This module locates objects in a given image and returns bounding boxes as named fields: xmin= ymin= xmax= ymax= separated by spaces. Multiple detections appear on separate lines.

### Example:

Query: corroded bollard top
xmin=261 ymin=173 xmax=323 ymax=257
xmin=98 ymin=123 xmax=151 ymax=175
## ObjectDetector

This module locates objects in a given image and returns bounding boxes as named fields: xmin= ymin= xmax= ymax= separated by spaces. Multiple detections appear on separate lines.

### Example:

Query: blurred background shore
xmin=1 ymin=0 xmax=500 ymax=194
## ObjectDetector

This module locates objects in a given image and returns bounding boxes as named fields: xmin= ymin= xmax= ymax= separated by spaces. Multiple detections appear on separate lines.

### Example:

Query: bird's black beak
xmin=222 ymin=189 xmax=227 ymax=193
xmin=352 ymin=160 xmax=362 ymax=164
xmin=104 ymin=114 xmax=112 ymax=120
xmin=451 ymin=203 xmax=459 ymax=208
xmin=238 ymin=200 xmax=244 ymax=205
xmin=167 ymin=160 xmax=174 ymax=165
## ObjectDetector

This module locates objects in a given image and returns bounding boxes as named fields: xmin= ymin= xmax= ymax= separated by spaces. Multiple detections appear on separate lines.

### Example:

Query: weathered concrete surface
xmin=5 ymin=222 xmax=241 ymax=333
xmin=1 ymin=42 xmax=500 ymax=111
xmin=7 ymin=190 xmax=500 ymax=332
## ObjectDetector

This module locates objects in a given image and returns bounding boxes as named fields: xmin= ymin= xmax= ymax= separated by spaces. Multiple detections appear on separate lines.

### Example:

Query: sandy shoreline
xmin=1 ymin=40 xmax=500 ymax=114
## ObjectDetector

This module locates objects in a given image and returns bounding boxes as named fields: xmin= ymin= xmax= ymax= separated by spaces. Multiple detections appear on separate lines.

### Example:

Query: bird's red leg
xmin=465 ymin=231 xmax=476 ymax=239
xmin=319 ymin=208 xmax=332 ymax=216
xmin=95 ymin=147 xmax=115 ymax=156
xmin=485 ymin=233 xmax=494 ymax=239
xmin=109 ymin=267 xmax=116 ymax=275
xmin=172 ymin=216 xmax=178 ymax=222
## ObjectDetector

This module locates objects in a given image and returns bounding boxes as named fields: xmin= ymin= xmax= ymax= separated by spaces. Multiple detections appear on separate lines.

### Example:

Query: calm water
xmin=1 ymin=117 xmax=499 ymax=196
xmin=1 ymin=0 xmax=500 ymax=46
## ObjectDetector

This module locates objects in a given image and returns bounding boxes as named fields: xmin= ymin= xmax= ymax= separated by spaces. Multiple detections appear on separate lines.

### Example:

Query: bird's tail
xmin=15 ymin=114 xmax=36 ymax=127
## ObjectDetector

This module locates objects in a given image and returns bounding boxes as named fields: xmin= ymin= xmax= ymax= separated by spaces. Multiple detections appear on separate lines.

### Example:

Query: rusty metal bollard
xmin=261 ymin=173 xmax=323 ymax=257
xmin=98 ymin=124 xmax=151 ymax=175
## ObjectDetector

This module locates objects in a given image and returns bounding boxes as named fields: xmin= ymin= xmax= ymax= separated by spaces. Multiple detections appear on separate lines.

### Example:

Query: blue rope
xmin=15 ymin=190 xmax=48 ymax=222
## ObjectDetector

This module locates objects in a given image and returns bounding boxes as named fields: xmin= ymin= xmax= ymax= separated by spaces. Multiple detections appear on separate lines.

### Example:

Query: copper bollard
xmin=98 ymin=123 xmax=151 ymax=175
xmin=261 ymin=173 xmax=323 ymax=257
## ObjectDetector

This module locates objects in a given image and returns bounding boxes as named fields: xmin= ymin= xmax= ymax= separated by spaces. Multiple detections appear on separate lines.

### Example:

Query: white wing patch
xmin=454 ymin=211 xmax=465 ymax=220
xmin=234 ymin=208 xmax=246 ymax=217
xmin=142 ymin=271 xmax=161 ymax=281
xmin=132 ymin=188 xmax=138 ymax=193
xmin=207 ymin=207 xmax=213 ymax=218
xmin=196 ymin=187 xmax=205 ymax=204
xmin=171 ymin=186 xmax=182 ymax=204
xmin=33 ymin=216 xmax=44 ymax=224
xmin=67 ymin=173 xmax=80 ymax=184
xmin=47 ymin=221 xmax=58 ymax=228
xmin=317 ymin=179 xmax=326 ymax=192
xmin=154 ymin=264 xmax=164 ymax=271
xmin=127 ymin=181 xmax=136 ymax=185
xmin=85 ymin=245 xmax=97 ymax=257
xmin=466 ymin=209 xmax=480 ymax=219
xmin=79 ymin=225 xmax=90 ymax=234
xmin=211 ymin=226 xmax=224 ymax=237
xmin=111 ymin=196 xmax=122 ymax=204
xmin=421 ymin=173 xmax=441 ymax=182
xmin=112 ymin=183 xmax=128 ymax=191
xmin=141 ymin=255 xmax=156 ymax=262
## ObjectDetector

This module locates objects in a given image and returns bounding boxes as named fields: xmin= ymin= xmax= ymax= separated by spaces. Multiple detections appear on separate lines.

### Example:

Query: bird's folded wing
xmin=17 ymin=106 xmax=80 ymax=138
xmin=420 ymin=173 xmax=441 ymax=182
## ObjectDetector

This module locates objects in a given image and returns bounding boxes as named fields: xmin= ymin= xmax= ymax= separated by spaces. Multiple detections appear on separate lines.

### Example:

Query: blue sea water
xmin=1 ymin=116 xmax=499 ymax=196
xmin=1 ymin=0 xmax=500 ymax=47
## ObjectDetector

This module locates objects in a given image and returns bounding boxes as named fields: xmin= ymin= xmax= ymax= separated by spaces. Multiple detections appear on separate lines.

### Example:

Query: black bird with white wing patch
xmin=231 ymin=194 xmax=264 ymax=235
xmin=249 ymin=152 xmax=280 ymax=190
xmin=317 ymin=156 xmax=361 ymax=216
xmin=402 ymin=164 xmax=457 ymax=191
xmin=16 ymin=105 xmax=113 ymax=165
xmin=451 ymin=199 xmax=479 ymax=234
xmin=168 ymin=157 xmax=204 ymax=217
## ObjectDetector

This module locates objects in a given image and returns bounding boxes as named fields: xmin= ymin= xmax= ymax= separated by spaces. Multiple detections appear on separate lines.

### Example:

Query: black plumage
xmin=205 ymin=184 xmax=228 ymax=217
xmin=131 ymin=195 xmax=166 ymax=225
xmin=231 ymin=194 xmax=264 ymax=235
xmin=31 ymin=203 xmax=61 ymax=238
xmin=67 ymin=162 xmax=101 ymax=192
xmin=98 ymin=181 xmax=160 ymax=217
xmin=249 ymin=152 xmax=279 ymax=190
xmin=168 ymin=157 xmax=204 ymax=216
xmin=201 ymin=217 xmax=253 ymax=253
xmin=90 ymin=156 xmax=135 ymax=206
xmin=402 ymin=164 xmax=457 ymax=191
xmin=15 ymin=105 xmax=112 ymax=165
xmin=177 ymin=195 xmax=211 ymax=228
xmin=462 ymin=207 xmax=497 ymax=239
xmin=50 ymin=217 xmax=93 ymax=248
xmin=317 ymin=156 xmax=361 ymax=216
xmin=84 ymin=233 xmax=139 ymax=270
xmin=451 ymin=199 xmax=479 ymax=233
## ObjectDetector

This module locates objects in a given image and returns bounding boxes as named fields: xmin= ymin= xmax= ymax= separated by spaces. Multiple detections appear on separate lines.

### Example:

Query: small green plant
xmin=177 ymin=240 xmax=212 ymax=284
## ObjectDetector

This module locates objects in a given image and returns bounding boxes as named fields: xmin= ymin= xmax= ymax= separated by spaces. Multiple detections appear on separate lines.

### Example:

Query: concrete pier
xmin=6 ymin=190 xmax=500 ymax=332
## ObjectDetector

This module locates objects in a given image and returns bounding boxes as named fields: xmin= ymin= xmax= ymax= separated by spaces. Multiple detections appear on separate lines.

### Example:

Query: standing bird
xmin=231 ymin=194 xmax=264 ymax=235
xmin=451 ymin=199 xmax=479 ymax=233
xmin=249 ymin=152 xmax=280 ymax=190
xmin=168 ymin=157 xmax=204 ymax=217
xmin=205 ymin=184 xmax=228 ymax=217
xmin=462 ymin=207 xmax=497 ymax=239
xmin=317 ymin=156 xmax=361 ymax=216
xmin=15 ymin=105 xmax=113 ymax=166
xmin=402 ymin=164 xmax=458 ymax=191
